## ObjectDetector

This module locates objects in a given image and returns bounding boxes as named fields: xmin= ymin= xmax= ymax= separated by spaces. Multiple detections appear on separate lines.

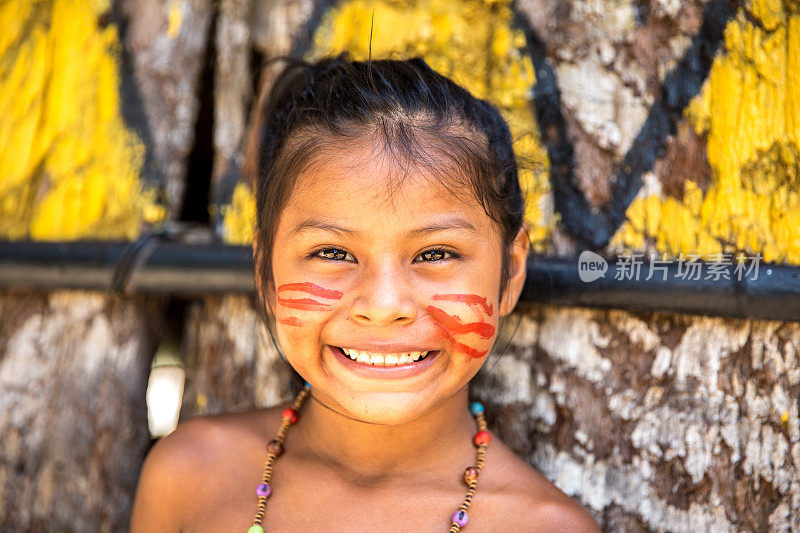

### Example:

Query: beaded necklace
xmin=247 ymin=383 xmax=491 ymax=532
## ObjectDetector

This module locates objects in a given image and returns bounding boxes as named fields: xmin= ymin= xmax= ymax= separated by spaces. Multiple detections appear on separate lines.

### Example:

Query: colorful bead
xmin=282 ymin=407 xmax=299 ymax=424
xmin=267 ymin=439 xmax=283 ymax=456
xmin=473 ymin=430 xmax=491 ymax=446
xmin=256 ymin=483 xmax=271 ymax=498
xmin=464 ymin=466 xmax=478 ymax=484
xmin=247 ymin=526 xmax=264 ymax=533
xmin=304 ymin=381 xmax=311 ymax=389
xmin=452 ymin=510 xmax=469 ymax=527
xmin=469 ymin=402 xmax=484 ymax=416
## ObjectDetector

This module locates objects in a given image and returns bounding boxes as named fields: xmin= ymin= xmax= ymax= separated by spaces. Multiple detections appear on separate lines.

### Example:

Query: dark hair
xmin=252 ymin=52 xmax=528 ymax=372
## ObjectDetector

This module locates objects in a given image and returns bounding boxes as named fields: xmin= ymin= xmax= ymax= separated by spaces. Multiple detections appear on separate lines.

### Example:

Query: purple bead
xmin=452 ymin=510 xmax=469 ymax=527
xmin=256 ymin=483 xmax=271 ymax=498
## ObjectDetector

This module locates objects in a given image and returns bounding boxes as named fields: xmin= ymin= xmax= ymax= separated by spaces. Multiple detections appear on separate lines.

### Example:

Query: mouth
xmin=334 ymin=346 xmax=433 ymax=366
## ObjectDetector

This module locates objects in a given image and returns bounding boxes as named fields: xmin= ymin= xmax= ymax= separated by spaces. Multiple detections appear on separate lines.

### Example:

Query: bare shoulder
xmin=479 ymin=435 xmax=601 ymax=532
xmin=130 ymin=405 xmax=287 ymax=532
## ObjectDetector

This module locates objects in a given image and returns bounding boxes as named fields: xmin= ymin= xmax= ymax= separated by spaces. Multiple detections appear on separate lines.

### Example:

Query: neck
xmin=290 ymin=387 xmax=477 ymax=483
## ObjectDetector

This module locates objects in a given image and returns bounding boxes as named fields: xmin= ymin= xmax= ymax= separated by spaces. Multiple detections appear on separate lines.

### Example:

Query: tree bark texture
xmin=180 ymin=295 xmax=296 ymax=418
xmin=0 ymin=0 xmax=214 ymax=529
xmin=0 ymin=290 xmax=161 ymax=531
xmin=516 ymin=0 xmax=707 ymax=211
xmin=211 ymin=0 xmax=254 ymax=209
xmin=118 ymin=0 xmax=214 ymax=216
xmin=474 ymin=305 xmax=800 ymax=531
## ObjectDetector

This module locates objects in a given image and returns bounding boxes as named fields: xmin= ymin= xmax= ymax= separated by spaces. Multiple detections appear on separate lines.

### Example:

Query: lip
xmin=326 ymin=344 xmax=441 ymax=379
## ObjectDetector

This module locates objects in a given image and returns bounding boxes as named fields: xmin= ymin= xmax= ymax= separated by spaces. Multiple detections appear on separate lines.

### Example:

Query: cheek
xmin=274 ymin=281 xmax=343 ymax=328
xmin=426 ymin=293 xmax=497 ymax=360
xmin=273 ymin=282 xmax=343 ymax=361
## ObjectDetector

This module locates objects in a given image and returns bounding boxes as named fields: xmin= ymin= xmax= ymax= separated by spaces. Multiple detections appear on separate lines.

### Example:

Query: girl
xmin=131 ymin=54 xmax=600 ymax=532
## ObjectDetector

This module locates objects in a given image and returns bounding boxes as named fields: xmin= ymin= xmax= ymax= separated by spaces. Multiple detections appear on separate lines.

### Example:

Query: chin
xmin=329 ymin=390 xmax=439 ymax=426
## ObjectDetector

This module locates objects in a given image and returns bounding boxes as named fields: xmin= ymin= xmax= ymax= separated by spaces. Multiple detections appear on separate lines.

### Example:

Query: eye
xmin=311 ymin=247 xmax=356 ymax=262
xmin=415 ymin=248 xmax=460 ymax=262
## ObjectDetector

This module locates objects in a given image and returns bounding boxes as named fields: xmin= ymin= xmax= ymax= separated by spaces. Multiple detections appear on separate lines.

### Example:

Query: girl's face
xmin=261 ymin=140 xmax=528 ymax=424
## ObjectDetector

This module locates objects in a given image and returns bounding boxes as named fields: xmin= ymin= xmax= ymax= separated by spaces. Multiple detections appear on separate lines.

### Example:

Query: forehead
xmin=283 ymin=139 xmax=491 ymax=227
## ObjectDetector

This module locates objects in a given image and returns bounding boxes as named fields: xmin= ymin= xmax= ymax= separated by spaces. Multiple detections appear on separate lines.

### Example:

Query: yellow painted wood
xmin=0 ymin=0 xmax=165 ymax=240
xmin=612 ymin=0 xmax=800 ymax=264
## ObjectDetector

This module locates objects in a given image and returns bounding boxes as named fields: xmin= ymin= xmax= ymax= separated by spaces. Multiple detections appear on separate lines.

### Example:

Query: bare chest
xmin=181 ymin=471 xmax=513 ymax=533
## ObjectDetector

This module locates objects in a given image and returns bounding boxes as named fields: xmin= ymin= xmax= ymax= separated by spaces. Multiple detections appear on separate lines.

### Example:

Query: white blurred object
xmin=146 ymin=339 xmax=185 ymax=437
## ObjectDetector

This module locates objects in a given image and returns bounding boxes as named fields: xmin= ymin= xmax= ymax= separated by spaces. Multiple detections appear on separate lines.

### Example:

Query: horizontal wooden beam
xmin=1 ymin=238 xmax=798 ymax=322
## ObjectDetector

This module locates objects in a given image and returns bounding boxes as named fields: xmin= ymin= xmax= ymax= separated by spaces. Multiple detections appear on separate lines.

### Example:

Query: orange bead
xmin=282 ymin=407 xmax=299 ymax=424
xmin=464 ymin=466 xmax=478 ymax=484
xmin=473 ymin=430 xmax=491 ymax=446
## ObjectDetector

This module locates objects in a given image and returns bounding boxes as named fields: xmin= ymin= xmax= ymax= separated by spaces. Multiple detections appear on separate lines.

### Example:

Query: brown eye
xmin=314 ymin=248 xmax=355 ymax=262
xmin=416 ymin=249 xmax=456 ymax=262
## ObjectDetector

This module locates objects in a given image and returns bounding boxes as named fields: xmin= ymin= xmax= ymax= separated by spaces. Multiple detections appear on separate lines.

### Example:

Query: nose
xmin=349 ymin=260 xmax=418 ymax=326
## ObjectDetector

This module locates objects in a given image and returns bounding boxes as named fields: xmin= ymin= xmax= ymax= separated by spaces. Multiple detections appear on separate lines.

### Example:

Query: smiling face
xmin=258 ymin=137 xmax=528 ymax=425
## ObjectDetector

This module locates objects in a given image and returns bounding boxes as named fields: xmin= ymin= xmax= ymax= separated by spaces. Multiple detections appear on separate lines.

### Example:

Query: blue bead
xmin=304 ymin=381 xmax=311 ymax=389
xmin=469 ymin=402 xmax=484 ymax=415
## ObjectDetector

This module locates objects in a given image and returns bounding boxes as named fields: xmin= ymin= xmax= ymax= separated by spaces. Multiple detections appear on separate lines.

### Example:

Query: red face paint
xmin=452 ymin=341 xmax=488 ymax=358
xmin=425 ymin=306 xmax=495 ymax=339
xmin=277 ymin=282 xmax=343 ymax=300
xmin=277 ymin=316 xmax=303 ymax=327
xmin=432 ymin=293 xmax=494 ymax=317
xmin=277 ymin=298 xmax=333 ymax=311
xmin=426 ymin=293 xmax=496 ymax=359
xmin=276 ymin=282 xmax=342 ymax=311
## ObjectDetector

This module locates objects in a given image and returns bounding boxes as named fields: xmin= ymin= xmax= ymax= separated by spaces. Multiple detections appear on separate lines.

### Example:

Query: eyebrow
xmin=290 ymin=217 xmax=478 ymax=238
xmin=290 ymin=219 xmax=357 ymax=236
xmin=407 ymin=218 xmax=478 ymax=237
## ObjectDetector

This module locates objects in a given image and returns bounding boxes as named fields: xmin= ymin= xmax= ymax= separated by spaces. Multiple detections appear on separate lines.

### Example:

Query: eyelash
xmin=308 ymin=247 xmax=460 ymax=263
xmin=417 ymin=247 xmax=460 ymax=262
xmin=308 ymin=248 xmax=355 ymax=262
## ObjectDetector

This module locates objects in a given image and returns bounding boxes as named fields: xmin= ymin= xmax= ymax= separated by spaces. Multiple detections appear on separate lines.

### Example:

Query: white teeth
xmin=339 ymin=347 xmax=431 ymax=366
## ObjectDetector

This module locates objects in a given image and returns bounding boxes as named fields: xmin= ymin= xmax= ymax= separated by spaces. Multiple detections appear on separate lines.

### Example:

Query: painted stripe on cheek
xmin=432 ymin=293 xmax=494 ymax=317
xmin=452 ymin=341 xmax=488 ymax=358
xmin=276 ymin=282 xmax=343 ymax=300
xmin=277 ymin=316 xmax=303 ymax=327
xmin=426 ymin=305 xmax=496 ymax=339
xmin=275 ymin=282 xmax=342 ymax=312
xmin=277 ymin=297 xmax=332 ymax=311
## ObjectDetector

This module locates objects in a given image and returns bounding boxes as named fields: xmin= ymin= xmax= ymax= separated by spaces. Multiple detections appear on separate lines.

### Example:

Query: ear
xmin=498 ymin=224 xmax=531 ymax=317
xmin=252 ymin=236 xmax=277 ymax=313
